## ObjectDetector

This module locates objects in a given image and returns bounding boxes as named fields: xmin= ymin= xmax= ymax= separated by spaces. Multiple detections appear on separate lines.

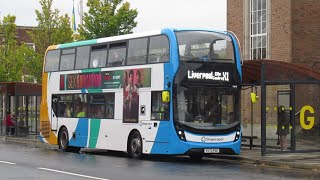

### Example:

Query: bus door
xmin=148 ymin=91 xmax=170 ymax=142
xmin=51 ymin=95 xmax=59 ymax=131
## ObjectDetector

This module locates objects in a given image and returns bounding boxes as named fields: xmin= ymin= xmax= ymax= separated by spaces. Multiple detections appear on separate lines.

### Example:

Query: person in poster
xmin=123 ymin=70 xmax=139 ymax=122
xmin=135 ymin=70 xmax=143 ymax=88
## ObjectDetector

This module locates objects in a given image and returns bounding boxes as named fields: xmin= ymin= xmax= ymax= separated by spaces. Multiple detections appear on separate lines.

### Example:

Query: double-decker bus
xmin=40 ymin=28 xmax=242 ymax=159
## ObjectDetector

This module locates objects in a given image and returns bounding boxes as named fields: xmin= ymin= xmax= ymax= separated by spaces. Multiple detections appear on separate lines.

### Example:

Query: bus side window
xmin=75 ymin=46 xmax=90 ymax=69
xmin=45 ymin=50 xmax=60 ymax=72
xmin=63 ymin=95 xmax=74 ymax=117
xmin=90 ymin=44 xmax=107 ymax=68
xmin=57 ymin=95 xmax=74 ymax=117
xmin=60 ymin=48 xmax=76 ymax=71
xmin=108 ymin=42 xmax=126 ymax=67
xmin=151 ymin=91 xmax=169 ymax=120
xmin=74 ymin=94 xmax=88 ymax=118
xmin=89 ymin=94 xmax=106 ymax=119
xmin=52 ymin=95 xmax=59 ymax=116
xmin=106 ymin=93 xmax=115 ymax=119
xmin=148 ymin=35 xmax=169 ymax=63
xmin=127 ymin=38 xmax=148 ymax=65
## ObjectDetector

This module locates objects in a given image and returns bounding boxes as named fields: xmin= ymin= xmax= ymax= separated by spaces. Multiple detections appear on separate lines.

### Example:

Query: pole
xmin=250 ymin=85 xmax=254 ymax=149
xmin=261 ymin=62 xmax=266 ymax=156
xmin=290 ymin=83 xmax=296 ymax=151
xmin=79 ymin=0 xmax=84 ymax=25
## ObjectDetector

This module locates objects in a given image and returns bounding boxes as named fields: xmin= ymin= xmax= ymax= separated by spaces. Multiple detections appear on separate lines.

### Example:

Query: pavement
xmin=238 ymin=147 xmax=320 ymax=171
xmin=1 ymin=135 xmax=320 ymax=172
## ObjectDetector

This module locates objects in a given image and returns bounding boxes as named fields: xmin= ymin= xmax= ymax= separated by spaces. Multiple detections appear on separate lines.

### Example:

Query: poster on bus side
xmin=123 ymin=68 xmax=151 ymax=123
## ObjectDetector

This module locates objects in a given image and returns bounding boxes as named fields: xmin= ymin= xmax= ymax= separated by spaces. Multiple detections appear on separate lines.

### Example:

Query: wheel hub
xmin=131 ymin=137 xmax=141 ymax=153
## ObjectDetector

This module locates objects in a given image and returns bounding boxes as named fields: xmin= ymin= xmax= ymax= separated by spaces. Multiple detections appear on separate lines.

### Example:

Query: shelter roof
xmin=242 ymin=59 xmax=320 ymax=85
xmin=0 ymin=82 xmax=41 ymax=96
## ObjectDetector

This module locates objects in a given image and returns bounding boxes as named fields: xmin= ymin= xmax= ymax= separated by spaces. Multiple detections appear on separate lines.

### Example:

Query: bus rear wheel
xmin=128 ymin=132 xmax=143 ymax=159
xmin=58 ymin=127 xmax=72 ymax=152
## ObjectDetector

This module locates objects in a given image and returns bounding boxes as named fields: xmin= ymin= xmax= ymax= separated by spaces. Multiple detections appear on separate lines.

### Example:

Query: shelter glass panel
xmin=294 ymin=84 xmax=320 ymax=151
xmin=265 ymin=85 xmax=291 ymax=152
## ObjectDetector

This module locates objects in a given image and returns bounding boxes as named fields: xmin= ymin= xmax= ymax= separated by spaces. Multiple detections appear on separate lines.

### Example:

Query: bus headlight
xmin=234 ymin=131 xmax=240 ymax=141
xmin=175 ymin=125 xmax=186 ymax=141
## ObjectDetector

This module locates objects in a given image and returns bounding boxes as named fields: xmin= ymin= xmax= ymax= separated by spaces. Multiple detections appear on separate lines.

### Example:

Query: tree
xmin=78 ymin=0 xmax=138 ymax=40
xmin=28 ymin=0 xmax=74 ymax=82
xmin=0 ymin=15 xmax=28 ymax=82
xmin=30 ymin=0 xmax=73 ymax=55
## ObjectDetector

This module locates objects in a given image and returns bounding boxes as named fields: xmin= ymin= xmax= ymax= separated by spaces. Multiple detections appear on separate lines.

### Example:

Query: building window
xmin=26 ymin=43 xmax=35 ymax=50
xmin=250 ymin=0 xmax=267 ymax=60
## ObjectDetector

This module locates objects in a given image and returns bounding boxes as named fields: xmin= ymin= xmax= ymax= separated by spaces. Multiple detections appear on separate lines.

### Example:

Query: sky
xmin=0 ymin=0 xmax=227 ymax=33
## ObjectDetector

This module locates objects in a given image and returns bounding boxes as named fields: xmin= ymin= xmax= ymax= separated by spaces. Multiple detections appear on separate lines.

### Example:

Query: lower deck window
xmin=53 ymin=93 xmax=115 ymax=119
xmin=151 ymin=91 xmax=169 ymax=120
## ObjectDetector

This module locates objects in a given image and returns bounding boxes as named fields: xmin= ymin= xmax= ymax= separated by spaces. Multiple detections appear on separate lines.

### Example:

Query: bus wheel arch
xmin=58 ymin=126 xmax=72 ymax=152
xmin=127 ymin=130 xmax=143 ymax=159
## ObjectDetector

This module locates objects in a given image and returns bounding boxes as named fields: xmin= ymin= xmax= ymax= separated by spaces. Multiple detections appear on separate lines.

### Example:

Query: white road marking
xmin=37 ymin=167 xmax=110 ymax=180
xmin=0 ymin=160 xmax=16 ymax=165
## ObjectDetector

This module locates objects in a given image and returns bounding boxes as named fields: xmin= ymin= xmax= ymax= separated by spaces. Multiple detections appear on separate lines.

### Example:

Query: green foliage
xmin=28 ymin=0 xmax=74 ymax=82
xmin=0 ymin=15 xmax=30 ymax=82
xmin=29 ymin=0 xmax=73 ymax=54
xmin=78 ymin=0 xmax=138 ymax=40
xmin=0 ymin=0 xmax=74 ymax=83
xmin=0 ymin=15 xmax=17 ymax=57
xmin=20 ymin=44 xmax=42 ymax=83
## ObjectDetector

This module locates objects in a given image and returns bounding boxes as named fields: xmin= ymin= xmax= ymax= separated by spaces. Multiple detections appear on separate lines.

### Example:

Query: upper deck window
xmin=148 ymin=35 xmax=169 ymax=63
xmin=75 ymin=46 xmax=90 ymax=69
xmin=45 ymin=50 xmax=60 ymax=72
xmin=176 ymin=31 xmax=234 ymax=63
xmin=127 ymin=38 xmax=148 ymax=65
xmin=107 ymin=42 xmax=126 ymax=67
xmin=90 ymin=45 xmax=107 ymax=68
xmin=60 ymin=48 xmax=76 ymax=71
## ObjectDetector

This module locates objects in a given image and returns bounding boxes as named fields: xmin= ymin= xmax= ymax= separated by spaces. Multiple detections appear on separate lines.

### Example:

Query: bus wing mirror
xmin=250 ymin=92 xmax=258 ymax=103
xmin=162 ymin=91 xmax=170 ymax=103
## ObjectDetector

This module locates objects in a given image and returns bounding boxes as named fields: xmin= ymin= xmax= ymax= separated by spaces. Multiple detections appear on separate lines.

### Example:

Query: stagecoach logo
xmin=201 ymin=136 xmax=224 ymax=142
xmin=187 ymin=70 xmax=229 ymax=82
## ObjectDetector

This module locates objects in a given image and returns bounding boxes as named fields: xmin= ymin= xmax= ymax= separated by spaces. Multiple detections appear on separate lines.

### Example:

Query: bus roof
xmin=48 ymin=28 xmax=228 ymax=50
xmin=54 ymin=30 xmax=161 ymax=49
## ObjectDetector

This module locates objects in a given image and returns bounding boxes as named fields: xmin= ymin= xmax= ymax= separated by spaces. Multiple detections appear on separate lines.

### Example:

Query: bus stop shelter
xmin=241 ymin=59 xmax=320 ymax=155
xmin=0 ymin=82 xmax=41 ymax=136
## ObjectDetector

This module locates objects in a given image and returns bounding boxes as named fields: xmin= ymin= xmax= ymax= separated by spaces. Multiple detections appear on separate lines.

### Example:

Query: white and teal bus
xmin=40 ymin=28 xmax=242 ymax=159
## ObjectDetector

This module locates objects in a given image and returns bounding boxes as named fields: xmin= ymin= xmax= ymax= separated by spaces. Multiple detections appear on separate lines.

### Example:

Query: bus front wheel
xmin=58 ymin=127 xmax=72 ymax=152
xmin=128 ymin=132 xmax=143 ymax=159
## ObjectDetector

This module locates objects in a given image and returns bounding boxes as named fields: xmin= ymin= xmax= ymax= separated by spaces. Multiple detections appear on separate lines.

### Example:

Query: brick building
xmin=227 ymin=0 xmax=320 ymax=70
xmin=227 ymin=0 xmax=320 ymax=143
xmin=16 ymin=26 xmax=36 ymax=50
xmin=0 ymin=25 xmax=35 ymax=49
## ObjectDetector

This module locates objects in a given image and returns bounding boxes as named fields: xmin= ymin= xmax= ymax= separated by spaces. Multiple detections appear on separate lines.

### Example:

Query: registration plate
xmin=204 ymin=148 xmax=219 ymax=153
